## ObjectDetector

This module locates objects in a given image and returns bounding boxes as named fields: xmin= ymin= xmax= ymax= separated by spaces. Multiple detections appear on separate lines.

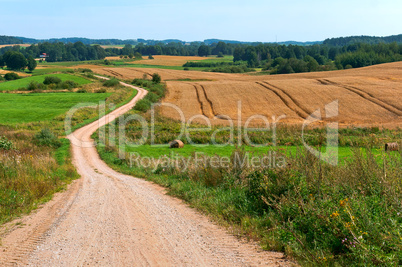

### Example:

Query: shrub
xmin=217 ymin=52 xmax=224 ymax=58
xmin=76 ymin=88 xmax=87 ymax=93
xmin=152 ymin=73 xmax=161 ymax=84
xmin=60 ymin=80 xmax=79 ymax=89
xmin=104 ymin=59 xmax=112 ymax=65
xmin=183 ymin=67 xmax=189 ymax=71
xmin=63 ymin=69 xmax=75 ymax=74
xmin=4 ymin=72 xmax=20 ymax=81
xmin=134 ymin=52 xmax=143 ymax=59
xmin=132 ymin=78 xmax=142 ymax=86
xmin=96 ymin=88 xmax=107 ymax=93
xmin=77 ymin=68 xmax=93 ymax=73
xmin=27 ymin=81 xmax=46 ymax=91
xmin=34 ymin=129 xmax=61 ymax=148
xmin=0 ymin=136 xmax=14 ymax=150
xmin=0 ymin=75 xmax=4 ymax=81
xmin=85 ymin=73 xmax=95 ymax=78
xmin=133 ymin=98 xmax=151 ymax=112
xmin=103 ymin=78 xmax=120 ymax=87
xmin=148 ymin=54 xmax=154 ymax=59
xmin=43 ymin=76 xmax=62 ymax=85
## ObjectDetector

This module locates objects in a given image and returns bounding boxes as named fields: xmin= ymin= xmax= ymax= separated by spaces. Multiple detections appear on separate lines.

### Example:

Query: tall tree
xmin=198 ymin=45 xmax=210 ymax=57
xmin=27 ymin=56 xmax=37 ymax=72
xmin=3 ymin=51 xmax=27 ymax=70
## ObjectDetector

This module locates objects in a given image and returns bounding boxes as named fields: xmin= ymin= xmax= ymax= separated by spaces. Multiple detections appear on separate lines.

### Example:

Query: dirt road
xmin=0 ymin=79 xmax=289 ymax=266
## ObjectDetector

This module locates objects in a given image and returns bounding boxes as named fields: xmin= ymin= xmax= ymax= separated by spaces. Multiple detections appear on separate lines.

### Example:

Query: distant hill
xmin=324 ymin=34 xmax=402 ymax=46
xmin=15 ymin=37 xmax=138 ymax=45
xmin=203 ymin=39 xmax=321 ymax=46
xmin=1 ymin=34 xmax=401 ymax=47
xmin=0 ymin=35 xmax=23 ymax=45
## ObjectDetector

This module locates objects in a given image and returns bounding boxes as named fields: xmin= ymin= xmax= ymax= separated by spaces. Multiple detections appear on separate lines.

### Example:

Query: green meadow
xmin=0 ymin=92 xmax=111 ymax=124
xmin=0 ymin=73 xmax=91 ymax=91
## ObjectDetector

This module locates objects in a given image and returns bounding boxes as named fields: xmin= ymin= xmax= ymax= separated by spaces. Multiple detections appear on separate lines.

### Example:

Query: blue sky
xmin=0 ymin=0 xmax=401 ymax=42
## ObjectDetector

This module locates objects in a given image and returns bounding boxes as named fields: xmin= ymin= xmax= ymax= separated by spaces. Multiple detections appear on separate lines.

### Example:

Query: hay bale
xmin=169 ymin=140 xmax=184 ymax=149
xmin=385 ymin=142 xmax=399 ymax=151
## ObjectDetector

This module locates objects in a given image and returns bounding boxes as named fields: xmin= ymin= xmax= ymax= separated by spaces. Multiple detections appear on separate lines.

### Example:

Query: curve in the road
xmin=0 ymin=77 xmax=289 ymax=266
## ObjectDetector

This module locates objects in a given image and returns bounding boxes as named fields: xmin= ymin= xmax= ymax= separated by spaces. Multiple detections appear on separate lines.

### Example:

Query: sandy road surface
xmin=0 ymin=78 xmax=290 ymax=266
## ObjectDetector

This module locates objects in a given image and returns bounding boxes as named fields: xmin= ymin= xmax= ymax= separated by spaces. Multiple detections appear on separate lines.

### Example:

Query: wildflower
xmin=340 ymin=198 xmax=348 ymax=207
xmin=330 ymin=211 xmax=339 ymax=218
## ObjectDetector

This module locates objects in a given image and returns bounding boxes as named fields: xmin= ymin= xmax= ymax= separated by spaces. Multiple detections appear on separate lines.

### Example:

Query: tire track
xmin=103 ymin=69 xmax=124 ymax=78
xmin=318 ymin=79 xmax=402 ymax=116
xmin=263 ymin=81 xmax=314 ymax=118
xmin=192 ymin=84 xmax=208 ymax=117
xmin=256 ymin=81 xmax=308 ymax=119
xmin=199 ymin=84 xmax=218 ymax=117
xmin=0 ymin=179 xmax=82 ymax=266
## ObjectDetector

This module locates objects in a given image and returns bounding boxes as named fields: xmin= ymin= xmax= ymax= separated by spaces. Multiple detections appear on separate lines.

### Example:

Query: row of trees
xmin=0 ymin=42 xmax=106 ymax=63
xmin=1 ymin=40 xmax=402 ymax=73
xmin=0 ymin=51 xmax=37 ymax=71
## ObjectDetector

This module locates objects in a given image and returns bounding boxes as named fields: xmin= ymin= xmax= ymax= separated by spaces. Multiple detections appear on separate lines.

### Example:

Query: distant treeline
xmin=323 ymin=34 xmax=402 ymax=46
xmin=1 ymin=40 xmax=402 ymax=74
xmin=0 ymin=42 xmax=106 ymax=63
xmin=0 ymin=36 xmax=23 ymax=45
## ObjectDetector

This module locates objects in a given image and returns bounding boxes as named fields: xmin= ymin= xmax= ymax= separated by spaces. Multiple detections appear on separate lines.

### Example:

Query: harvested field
xmin=0 ymin=69 xmax=31 ymax=77
xmin=82 ymin=61 xmax=402 ymax=128
xmin=161 ymin=62 xmax=402 ymax=128
xmin=0 ymin=44 xmax=31 ymax=48
xmin=132 ymin=55 xmax=212 ymax=66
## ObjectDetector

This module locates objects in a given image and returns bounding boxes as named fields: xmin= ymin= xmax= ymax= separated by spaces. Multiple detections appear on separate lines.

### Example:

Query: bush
xmin=63 ymin=69 xmax=75 ymax=74
xmin=60 ymin=80 xmax=79 ymax=89
xmin=96 ymin=88 xmax=107 ymax=93
xmin=77 ymin=68 xmax=93 ymax=73
xmin=0 ymin=136 xmax=14 ymax=150
xmin=183 ymin=67 xmax=189 ymax=71
xmin=133 ymin=98 xmax=151 ymax=112
xmin=104 ymin=59 xmax=112 ymax=65
xmin=132 ymin=78 xmax=142 ymax=86
xmin=34 ymin=129 xmax=61 ymax=148
xmin=148 ymin=54 xmax=154 ymax=59
xmin=27 ymin=81 xmax=46 ymax=91
xmin=43 ymin=76 xmax=62 ymax=85
xmin=76 ymin=88 xmax=87 ymax=93
xmin=152 ymin=73 xmax=161 ymax=84
xmin=217 ymin=52 xmax=224 ymax=58
xmin=134 ymin=52 xmax=143 ymax=59
xmin=103 ymin=78 xmax=120 ymax=87
xmin=4 ymin=72 xmax=20 ymax=81
xmin=0 ymin=75 xmax=4 ymax=81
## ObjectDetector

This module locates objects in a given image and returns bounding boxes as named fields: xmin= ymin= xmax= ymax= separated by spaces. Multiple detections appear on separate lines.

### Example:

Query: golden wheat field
xmin=85 ymin=61 xmax=402 ymax=128
xmin=130 ymin=55 xmax=212 ymax=66
xmin=0 ymin=44 xmax=31 ymax=48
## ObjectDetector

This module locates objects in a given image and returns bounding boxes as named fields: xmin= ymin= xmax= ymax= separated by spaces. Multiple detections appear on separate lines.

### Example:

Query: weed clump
xmin=34 ymin=128 xmax=61 ymax=148
xmin=0 ymin=136 xmax=14 ymax=150
xmin=103 ymin=78 xmax=120 ymax=87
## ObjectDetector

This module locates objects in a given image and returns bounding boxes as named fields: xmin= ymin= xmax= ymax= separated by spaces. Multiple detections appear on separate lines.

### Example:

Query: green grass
xmin=201 ymin=55 xmax=234 ymax=62
xmin=0 ymin=73 xmax=92 ymax=91
xmin=0 ymin=92 xmax=111 ymax=124
xmin=30 ymin=67 xmax=69 ymax=75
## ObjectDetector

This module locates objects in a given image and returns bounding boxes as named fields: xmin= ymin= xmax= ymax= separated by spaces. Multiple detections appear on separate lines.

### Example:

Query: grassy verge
xmin=0 ymin=133 xmax=79 ymax=224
